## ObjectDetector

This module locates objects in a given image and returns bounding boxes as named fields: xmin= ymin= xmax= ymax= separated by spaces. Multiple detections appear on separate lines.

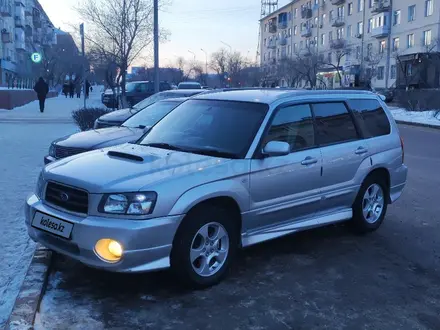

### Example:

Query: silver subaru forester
xmin=26 ymin=89 xmax=407 ymax=287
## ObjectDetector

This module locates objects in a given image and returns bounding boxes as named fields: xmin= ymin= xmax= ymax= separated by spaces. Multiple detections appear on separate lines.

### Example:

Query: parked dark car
xmin=178 ymin=81 xmax=202 ymax=89
xmin=44 ymin=98 xmax=187 ymax=164
xmin=95 ymin=89 xmax=206 ymax=129
xmin=101 ymin=81 xmax=173 ymax=108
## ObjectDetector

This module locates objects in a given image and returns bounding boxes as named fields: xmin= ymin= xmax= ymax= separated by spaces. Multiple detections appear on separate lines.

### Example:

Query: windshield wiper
xmin=186 ymin=147 xmax=239 ymax=159
xmin=142 ymin=142 xmax=185 ymax=151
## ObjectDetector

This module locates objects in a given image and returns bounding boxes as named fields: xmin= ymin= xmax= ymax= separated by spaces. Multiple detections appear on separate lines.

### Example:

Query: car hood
xmin=98 ymin=108 xmax=139 ymax=122
xmin=54 ymin=126 xmax=145 ymax=150
xmin=43 ymin=144 xmax=235 ymax=193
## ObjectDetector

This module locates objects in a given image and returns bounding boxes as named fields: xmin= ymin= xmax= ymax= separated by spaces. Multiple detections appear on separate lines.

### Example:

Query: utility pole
xmin=201 ymin=49 xmax=208 ymax=85
xmin=80 ymin=23 xmax=86 ymax=108
xmin=220 ymin=41 xmax=232 ymax=53
xmin=154 ymin=0 xmax=159 ymax=93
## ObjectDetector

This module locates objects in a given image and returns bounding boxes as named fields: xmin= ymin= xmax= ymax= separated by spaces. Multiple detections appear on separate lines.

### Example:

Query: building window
xmin=288 ymin=12 xmax=292 ymax=21
xmin=329 ymin=31 xmax=333 ymax=40
xmin=424 ymin=30 xmax=432 ymax=46
xmin=368 ymin=18 xmax=373 ymax=33
xmin=294 ymin=43 xmax=298 ymax=52
xmin=377 ymin=66 xmax=384 ymax=80
xmin=393 ymin=10 xmax=401 ymax=25
xmin=347 ymin=25 xmax=352 ymax=38
xmin=390 ymin=65 xmax=396 ymax=79
xmin=337 ymin=6 xmax=344 ymax=17
xmin=379 ymin=40 xmax=386 ymax=53
xmin=294 ymin=8 xmax=298 ymax=18
xmin=357 ymin=21 xmax=363 ymax=35
xmin=288 ymin=45 xmax=292 ymax=54
xmin=314 ymin=36 xmax=318 ymax=46
xmin=367 ymin=43 xmax=372 ymax=57
xmin=321 ymin=33 xmax=326 ymax=45
xmin=408 ymin=5 xmax=416 ymax=21
xmin=265 ymin=23 xmax=268 ymax=32
xmin=393 ymin=37 xmax=400 ymax=51
xmin=406 ymin=63 xmax=413 ymax=76
xmin=356 ymin=45 xmax=361 ymax=59
xmin=348 ymin=2 xmax=353 ymax=15
xmin=329 ymin=10 xmax=334 ymax=22
xmin=358 ymin=0 xmax=364 ymax=12
xmin=300 ymin=40 xmax=304 ymax=49
xmin=322 ymin=13 xmax=326 ymax=25
xmin=407 ymin=33 xmax=415 ymax=48
xmin=264 ymin=38 xmax=267 ymax=46
xmin=294 ymin=25 xmax=298 ymax=35
xmin=328 ymin=52 xmax=332 ymax=62
xmin=263 ymin=53 xmax=266 ymax=61
xmin=337 ymin=28 xmax=344 ymax=39
xmin=368 ymin=0 xmax=373 ymax=8
xmin=425 ymin=0 xmax=434 ymax=16
xmin=315 ymin=16 xmax=319 ymax=25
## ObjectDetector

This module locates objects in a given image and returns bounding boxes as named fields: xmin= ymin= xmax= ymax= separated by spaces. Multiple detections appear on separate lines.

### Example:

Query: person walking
xmin=33 ymin=77 xmax=49 ymax=113
xmin=62 ymin=83 xmax=69 ymax=98
xmin=85 ymin=80 xmax=91 ymax=99
xmin=75 ymin=81 xmax=81 ymax=98
xmin=69 ymin=81 xmax=75 ymax=98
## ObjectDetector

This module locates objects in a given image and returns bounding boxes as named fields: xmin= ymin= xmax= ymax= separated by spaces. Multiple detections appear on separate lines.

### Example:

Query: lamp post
xmin=201 ymin=48 xmax=208 ymax=85
xmin=153 ymin=0 xmax=159 ymax=93
xmin=188 ymin=50 xmax=196 ymax=62
xmin=220 ymin=41 xmax=232 ymax=52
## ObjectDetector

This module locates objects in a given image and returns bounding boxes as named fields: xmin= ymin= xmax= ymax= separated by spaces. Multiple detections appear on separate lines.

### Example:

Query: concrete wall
xmin=0 ymin=90 xmax=58 ymax=110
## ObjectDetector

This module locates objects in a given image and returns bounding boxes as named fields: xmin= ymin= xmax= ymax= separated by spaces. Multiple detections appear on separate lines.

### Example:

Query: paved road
xmin=36 ymin=124 xmax=440 ymax=330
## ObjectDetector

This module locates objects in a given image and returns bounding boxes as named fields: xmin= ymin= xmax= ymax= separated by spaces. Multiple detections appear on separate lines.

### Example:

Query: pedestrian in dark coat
xmin=33 ymin=77 xmax=49 ymax=113
xmin=69 ymin=81 xmax=75 ymax=98
xmin=62 ymin=83 xmax=69 ymax=98
xmin=85 ymin=80 xmax=91 ymax=98
xmin=75 ymin=81 xmax=81 ymax=98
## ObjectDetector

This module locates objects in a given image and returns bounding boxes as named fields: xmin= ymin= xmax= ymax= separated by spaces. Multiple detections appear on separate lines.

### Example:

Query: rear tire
xmin=170 ymin=204 xmax=239 ymax=288
xmin=351 ymin=174 xmax=388 ymax=233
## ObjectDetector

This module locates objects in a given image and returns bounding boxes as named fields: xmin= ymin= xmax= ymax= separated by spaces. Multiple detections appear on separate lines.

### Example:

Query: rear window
xmin=347 ymin=99 xmax=391 ymax=138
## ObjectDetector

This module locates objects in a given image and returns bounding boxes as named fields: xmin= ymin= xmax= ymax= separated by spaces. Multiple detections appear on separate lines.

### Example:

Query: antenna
xmin=257 ymin=0 xmax=279 ymax=63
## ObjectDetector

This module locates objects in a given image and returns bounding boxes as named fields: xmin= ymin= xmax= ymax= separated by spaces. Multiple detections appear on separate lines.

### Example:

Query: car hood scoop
xmin=107 ymin=150 xmax=144 ymax=162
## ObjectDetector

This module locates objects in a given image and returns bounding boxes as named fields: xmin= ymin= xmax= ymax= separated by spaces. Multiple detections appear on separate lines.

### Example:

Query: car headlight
xmin=49 ymin=144 xmax=56 ymax=157
xmin=36 ymin=172 xmax=45 ymax=198
xmin=99 ymin=192 xmax=157 ymax=215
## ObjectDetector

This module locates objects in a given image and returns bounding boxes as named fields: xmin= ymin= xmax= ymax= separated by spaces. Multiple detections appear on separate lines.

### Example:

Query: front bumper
xmin=25 ymin=194 xmax=184 ymax=273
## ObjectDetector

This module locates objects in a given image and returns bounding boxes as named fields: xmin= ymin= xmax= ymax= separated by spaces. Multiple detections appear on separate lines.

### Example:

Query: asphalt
xmin=36 ymin=124 xmax=440 ymax=330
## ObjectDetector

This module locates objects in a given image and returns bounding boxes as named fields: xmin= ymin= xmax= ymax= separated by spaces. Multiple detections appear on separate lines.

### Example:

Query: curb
xmin=396 ymin=120 xmax=440 ymax=130
xmin=5 ymin=245 xmax=52 ymax=330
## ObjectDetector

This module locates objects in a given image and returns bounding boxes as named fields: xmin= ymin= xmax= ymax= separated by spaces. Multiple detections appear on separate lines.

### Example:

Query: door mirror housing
xmin=378 ymin=94 xmax=386 ymax=102
xmin=262 ymin=141 xmax=290 ymax=157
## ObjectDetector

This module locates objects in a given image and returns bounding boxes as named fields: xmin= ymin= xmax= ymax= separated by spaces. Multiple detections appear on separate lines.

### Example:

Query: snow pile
xmin=389 ymin=108 xmax=440 ymax=127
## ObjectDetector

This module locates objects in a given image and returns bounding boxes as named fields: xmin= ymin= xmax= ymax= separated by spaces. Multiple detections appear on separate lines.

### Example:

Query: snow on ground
xmin=389 ymin=107 xmax=440 ymax=127
xmin=0 ymin=89 xmax=102 ymax=327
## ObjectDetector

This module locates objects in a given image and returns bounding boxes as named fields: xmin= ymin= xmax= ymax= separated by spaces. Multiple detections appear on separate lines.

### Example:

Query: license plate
xmin=32 ymin=212 xmax=74 ymax=239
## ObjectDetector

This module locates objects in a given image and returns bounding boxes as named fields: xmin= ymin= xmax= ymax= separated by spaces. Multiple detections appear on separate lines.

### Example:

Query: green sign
xmin=31 ymin=52 xmax=42 ymax=63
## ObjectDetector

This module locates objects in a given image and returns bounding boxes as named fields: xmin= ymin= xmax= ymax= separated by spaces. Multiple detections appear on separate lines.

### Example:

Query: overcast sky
xmin=39 ymin=0 xmax=290 ymax=67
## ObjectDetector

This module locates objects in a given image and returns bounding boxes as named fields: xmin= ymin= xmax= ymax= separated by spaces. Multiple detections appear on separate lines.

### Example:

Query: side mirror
xmin=262 ymin=141 xmax=290 ymax=157
xmin=379 ymin=94 xmax=386 ymax=102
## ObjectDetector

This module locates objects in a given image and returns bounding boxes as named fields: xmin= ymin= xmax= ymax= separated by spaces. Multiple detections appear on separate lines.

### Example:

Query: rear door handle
xmin=301 ymin=157 xmax=318 ymax=165
xmin=355 ymin=147 xmax=368 ymax=155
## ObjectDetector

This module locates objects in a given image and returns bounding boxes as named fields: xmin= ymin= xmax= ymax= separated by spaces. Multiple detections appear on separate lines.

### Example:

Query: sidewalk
xmin=389 ymin=107 xmax=440 ymax=128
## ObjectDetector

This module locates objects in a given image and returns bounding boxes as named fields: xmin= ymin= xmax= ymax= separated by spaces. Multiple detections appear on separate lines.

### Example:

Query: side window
xmin=347 ymin=99 xmax=391 ymax=138
xmin=264 ymin=104 xmax=316 ymax=152
xmin=137 ymin=83 xmax=148 ymax=92
xmin=160 ymin=82 xmax=170 ymax=91
xmin=311 ymin=102 xmax=359 ymax=145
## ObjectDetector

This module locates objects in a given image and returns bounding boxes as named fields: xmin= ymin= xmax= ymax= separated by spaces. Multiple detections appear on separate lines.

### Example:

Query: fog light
xmin=94 ymin=239 xmax=124 ymax=263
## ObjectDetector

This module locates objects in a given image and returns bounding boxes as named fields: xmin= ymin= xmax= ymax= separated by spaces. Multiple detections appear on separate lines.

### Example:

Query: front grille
xmin=45 ymin=182 xmax=89 ymax=214
xmin=54 ymin=145 xmax=87 ymax=159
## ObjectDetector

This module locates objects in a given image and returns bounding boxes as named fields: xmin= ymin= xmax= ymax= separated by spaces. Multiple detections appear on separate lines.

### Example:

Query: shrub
xmin=394 ymin=89 xmax=440 ymax=111
xmin=72 ymin=107 xmax=111 ymax=131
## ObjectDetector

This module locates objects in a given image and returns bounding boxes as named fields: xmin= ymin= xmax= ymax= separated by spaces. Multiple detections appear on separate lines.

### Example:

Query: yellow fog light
xmin=94 ymin=239 xmax=124 ymax=263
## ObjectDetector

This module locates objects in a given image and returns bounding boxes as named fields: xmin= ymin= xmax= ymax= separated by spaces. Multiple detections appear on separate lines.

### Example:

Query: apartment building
xmin=260 ymin=0 xmax=440 ymax=89
xmin=0 ymin=0 xmax=57 ymax=85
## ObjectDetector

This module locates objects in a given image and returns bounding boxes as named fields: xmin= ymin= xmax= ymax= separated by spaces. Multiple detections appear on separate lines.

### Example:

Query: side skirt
xmin=241 ymin=209 xmax=353 ymax=247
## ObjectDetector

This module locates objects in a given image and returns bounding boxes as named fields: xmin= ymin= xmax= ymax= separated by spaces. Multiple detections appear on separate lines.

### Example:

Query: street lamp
xmin=201 ymin=48 xmax=208 ymax=84
xmin=220 ymin=41 xmax=232 ymax=52
xmin=188 ymin=50 xmax=196 ymax=62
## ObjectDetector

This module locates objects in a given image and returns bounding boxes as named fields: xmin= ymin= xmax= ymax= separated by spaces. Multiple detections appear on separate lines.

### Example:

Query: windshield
xmin=178 ymin=83 xmax=201 ymax=89
xmin=139 ymin=100 xmax=268 ymax=158
xmin=132 ymin=92 xmax=170 ymax=110
xmin=122 ymin=100 xmax=182 ymax=128
xmin=126 ymin=82 xmax=138 ymax=93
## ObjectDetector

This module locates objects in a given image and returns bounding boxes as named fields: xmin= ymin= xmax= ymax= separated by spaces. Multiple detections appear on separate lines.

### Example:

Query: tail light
xmin=400 ymin=136 xmax=404 ymax=163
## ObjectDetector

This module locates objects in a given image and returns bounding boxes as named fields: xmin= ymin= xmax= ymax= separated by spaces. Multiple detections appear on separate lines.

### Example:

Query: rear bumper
xmin=389 ymin=164 xmax=408 ymax=203
xmin=25 ymin=194 xmax=184 ymax=273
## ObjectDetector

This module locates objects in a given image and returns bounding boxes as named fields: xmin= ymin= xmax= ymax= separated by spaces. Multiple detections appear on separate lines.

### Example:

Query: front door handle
xmin=301 ymin=156 xmax=318 ymax=166
xmin=355 ymin=147 xmax=368 ymax=155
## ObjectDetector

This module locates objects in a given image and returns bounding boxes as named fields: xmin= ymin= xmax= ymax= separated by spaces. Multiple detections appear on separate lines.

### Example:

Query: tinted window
xmin=347 ymin=99 xmax=391 ymax=137
xmin=311 ymin=102 xmax=358 ymax=145
xmin=264 ymin=104 xmax=315 ymax=152
xmin=123 ymin=101 xmax=181 ymax=128
xmin=139 ymin=100 xmax=268 ymax=158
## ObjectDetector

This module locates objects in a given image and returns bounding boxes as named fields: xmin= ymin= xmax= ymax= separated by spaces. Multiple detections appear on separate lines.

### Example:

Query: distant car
xmin=178 ymin=81 xmax=202 ymax=89
xmin=44 ymin=98 xmax=187 ymax=164
xmin=102 ymin=81 xmax=172 ymax=108
xmin=95 ymin=89 xmax=205 ymax=129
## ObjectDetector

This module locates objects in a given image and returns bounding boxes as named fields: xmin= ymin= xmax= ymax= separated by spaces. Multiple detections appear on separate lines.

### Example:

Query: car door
xmin=248 ymin=103 xmax=322 ymax=231
xmin=311 ymin=101 xmax=370 ymax=215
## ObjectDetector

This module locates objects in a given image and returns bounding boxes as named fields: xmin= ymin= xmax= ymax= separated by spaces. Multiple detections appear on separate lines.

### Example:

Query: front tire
xmin=352 ymin=175 xmax=388 ymax=233
xmin=170 ymin=205 xmax=238 ymax=288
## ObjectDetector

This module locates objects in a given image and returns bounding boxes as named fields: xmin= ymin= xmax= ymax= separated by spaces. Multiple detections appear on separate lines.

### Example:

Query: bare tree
xmin=321 ymin=48 xmax=351 ymax=87
xmin=227 ymin=51 xmax=246 ymax=87
xmin=291 ymin=44 xmax=324 ymax=89
xmin=361 ymin=50 xmax=384 ymax=88
xmin=210 ymin=48 xmax=228 ymax=86
xmin=75 ymin=0 xmax=167 ymax=107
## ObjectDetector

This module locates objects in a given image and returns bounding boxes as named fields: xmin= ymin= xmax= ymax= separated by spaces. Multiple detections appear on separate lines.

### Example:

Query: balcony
xmin=278 ymin=37 xmax=288 ymax=46
xmin=1 ymin=4 xmax=13 ymax=16
xmin=25 ymin=25 xmax=32 ymax=37
xmin=33 ymin=35 xmax=41 ymax=44
xmin=371 ymin=25 xmax=390 ymax=38
xmin=267 ymin=40 xmax=276 ymax=49
xmin=25 ymin=0 xmax=34 ymax=15
xmin=15 ymin=16 xmax=24 ymax=27
xmin=330 ymin=38 xmax=346 ymax=49
xmin=372 ymin=1 xmax=391 ymax=13
xmin=331 ymin=16 xmax=345 ymax=27
xmin=278 ymin=20 xmax=288 ymax=30
xmin=300 ymin=48 xmax=312 ymax=57
xmin=301 ymin=8 xmax=312 ymax=19
xmin=331 ymin=0 xmax=345 ymax=5
xmin=301 ymin=28 xmax=312 ymax=38
xmin=15 ymin=27 xmax=25 ymax=51
xmin=1 ymin=30 xmax=12 ymax=43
